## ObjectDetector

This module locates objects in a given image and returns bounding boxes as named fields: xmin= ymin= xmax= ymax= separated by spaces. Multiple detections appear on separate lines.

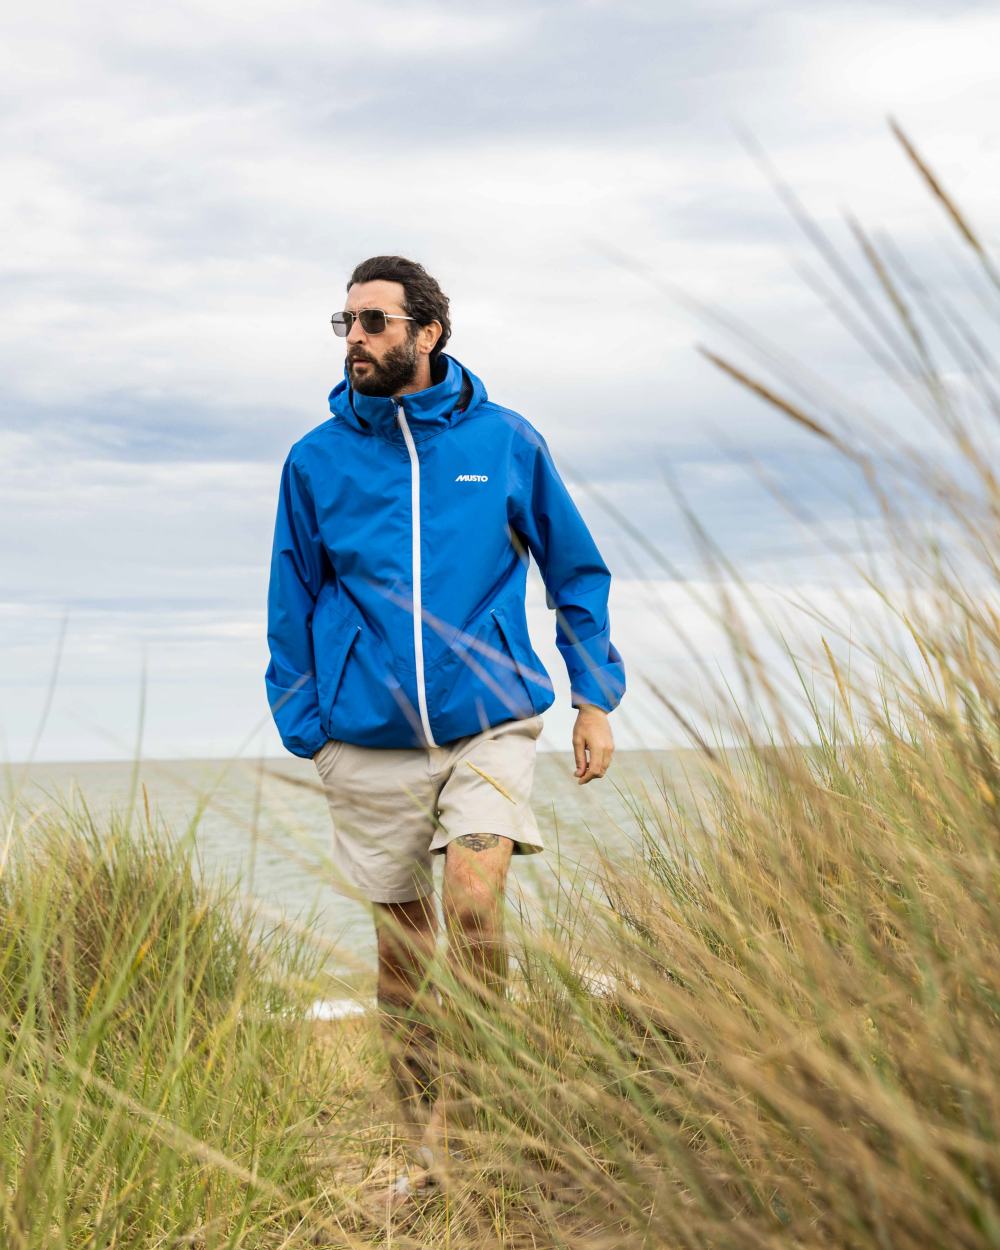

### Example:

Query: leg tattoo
xmin=454 ymin=832 xmax=500 ymax=852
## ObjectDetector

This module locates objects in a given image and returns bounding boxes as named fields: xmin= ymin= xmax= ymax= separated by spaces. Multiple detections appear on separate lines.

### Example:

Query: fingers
xmin=572 ymin=707 xmax=615 ymax=784
xmin=577 ymin=748 xmax=612 ymax=783
xmin=573 ymin=732 xmax=587 ymax=779
xmin=575 ymin=735 xmax=612 ymax=785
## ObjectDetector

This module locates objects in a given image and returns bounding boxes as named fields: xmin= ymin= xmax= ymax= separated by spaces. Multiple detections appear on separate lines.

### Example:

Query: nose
xmin=346 ymin=316 xmax=367 ymax=345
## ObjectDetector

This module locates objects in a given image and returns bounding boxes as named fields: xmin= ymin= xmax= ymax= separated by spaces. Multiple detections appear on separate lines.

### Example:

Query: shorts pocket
xmin=313 ymin=737 xmax=346 ymax=776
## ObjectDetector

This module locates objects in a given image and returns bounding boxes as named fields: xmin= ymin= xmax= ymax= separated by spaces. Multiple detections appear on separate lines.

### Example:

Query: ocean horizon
xmin=5 ymin=748 xmax=700 ymax=997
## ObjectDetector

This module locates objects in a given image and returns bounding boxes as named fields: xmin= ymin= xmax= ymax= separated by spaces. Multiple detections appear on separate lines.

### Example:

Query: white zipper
xmin=396 ymin=405 xmax=438 ymax=748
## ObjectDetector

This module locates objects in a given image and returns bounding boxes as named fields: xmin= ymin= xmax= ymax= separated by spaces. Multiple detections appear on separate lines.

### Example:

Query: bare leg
xmin=372 ymin=896 xmax=439 ymax=1137
xmin=422 ymin=833 xmax=514 ymax=1172
xmin=443 ymin=832 xmax=514 ymax=1003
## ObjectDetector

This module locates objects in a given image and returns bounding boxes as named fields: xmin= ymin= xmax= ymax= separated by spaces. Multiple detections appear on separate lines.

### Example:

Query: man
xmin=264 ymin=255 xmax=625 ymax=1200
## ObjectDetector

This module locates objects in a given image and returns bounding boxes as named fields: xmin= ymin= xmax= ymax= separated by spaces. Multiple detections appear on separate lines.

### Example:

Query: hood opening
xmin=328 ymin=351 xmax=486 ymax=437
xmin=454 ymin=369 xmax=473 ymax=415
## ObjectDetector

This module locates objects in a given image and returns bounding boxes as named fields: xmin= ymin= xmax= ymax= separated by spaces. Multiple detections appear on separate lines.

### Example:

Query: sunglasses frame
xmin=330 ymin=309 xmax=416 ymax=337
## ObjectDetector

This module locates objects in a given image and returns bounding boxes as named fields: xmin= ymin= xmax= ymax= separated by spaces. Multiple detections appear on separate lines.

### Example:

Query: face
xmin=343 ymin=279 xmax=421 ymax=397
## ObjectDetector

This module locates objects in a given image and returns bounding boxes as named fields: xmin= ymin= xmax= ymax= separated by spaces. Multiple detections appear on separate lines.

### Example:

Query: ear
xmin=417 ymin=320 xmax=443 ymax=356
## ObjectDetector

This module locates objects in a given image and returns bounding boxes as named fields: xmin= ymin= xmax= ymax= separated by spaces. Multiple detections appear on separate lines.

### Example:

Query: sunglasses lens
xmin=331 ymin=312 xmax=350 ymax=337
xmin=359 ymin=309 xmax=387 ymax=334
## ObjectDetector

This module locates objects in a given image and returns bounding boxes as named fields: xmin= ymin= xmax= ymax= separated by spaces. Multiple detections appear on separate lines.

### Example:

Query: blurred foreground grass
xmin=2 ymin=121 xmax=999 ymax=1247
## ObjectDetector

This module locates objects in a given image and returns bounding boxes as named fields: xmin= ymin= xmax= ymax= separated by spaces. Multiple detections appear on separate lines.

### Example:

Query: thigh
xmin=444 ymin=831 xmax=515 ymax=903
xmin=314 ymin=739 xmax=439 ymax=904
xmin=430 ymin=713 xmax=545 ymax=858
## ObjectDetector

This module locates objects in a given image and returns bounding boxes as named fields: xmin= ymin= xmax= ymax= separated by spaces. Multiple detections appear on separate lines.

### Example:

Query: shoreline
xmin=306 ymin=997 xmax=371 ymax=1020
xmin=302 ymin=968 xmax=622 ymax=1024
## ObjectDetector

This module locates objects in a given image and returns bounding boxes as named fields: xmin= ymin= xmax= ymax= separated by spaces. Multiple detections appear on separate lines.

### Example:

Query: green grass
xmin=0 ymin=791 xmax=363 ymax=1246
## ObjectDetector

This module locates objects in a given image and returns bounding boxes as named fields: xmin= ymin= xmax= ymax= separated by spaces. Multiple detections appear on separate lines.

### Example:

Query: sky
xmin=2 ymin=0 xmax=999 ymax=763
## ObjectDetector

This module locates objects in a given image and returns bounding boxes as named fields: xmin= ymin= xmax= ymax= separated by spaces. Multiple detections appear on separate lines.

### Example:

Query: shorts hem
xmin=329 ymin=879 xmax=436 ymax=905
xmin=367 ymin=890 xmax=437 ymax=905
xmin=430 ymin=826 xmax=545 ymax=855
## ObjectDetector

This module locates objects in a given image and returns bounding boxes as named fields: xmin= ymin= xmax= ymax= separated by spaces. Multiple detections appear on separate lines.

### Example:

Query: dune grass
xmin=0 ymin=791 xmax=368 ymax=1245
xmin=3 ymin=120 xmax=1000 ymax=1247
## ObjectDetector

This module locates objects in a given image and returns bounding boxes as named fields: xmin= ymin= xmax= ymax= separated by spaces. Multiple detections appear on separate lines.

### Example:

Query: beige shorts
xmin=312 ymin=712 xmax=545 ymax=904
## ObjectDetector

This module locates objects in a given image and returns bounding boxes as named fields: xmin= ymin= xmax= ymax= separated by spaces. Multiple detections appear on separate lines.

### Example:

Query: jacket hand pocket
xmin=316 ymin=621 xmax=361 ymax=735
xmin=490 ymin=605 xmax=549 ymax=714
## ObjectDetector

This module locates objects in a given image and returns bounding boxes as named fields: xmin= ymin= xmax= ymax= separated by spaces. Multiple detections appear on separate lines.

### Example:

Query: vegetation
xmin=0 ymin=794 xmax=345 ymax=1245
xmin=2 ymin=121 xmax=998 ymax=1246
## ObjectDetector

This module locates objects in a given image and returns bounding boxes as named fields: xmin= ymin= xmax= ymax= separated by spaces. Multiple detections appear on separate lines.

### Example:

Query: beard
xmin=349 ymin=336 xmax=419 ymax=397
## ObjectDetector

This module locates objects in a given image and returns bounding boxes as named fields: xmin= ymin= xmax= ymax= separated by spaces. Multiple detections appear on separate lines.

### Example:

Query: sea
xmin=4 ymin=748 xmax=704 ymax=1016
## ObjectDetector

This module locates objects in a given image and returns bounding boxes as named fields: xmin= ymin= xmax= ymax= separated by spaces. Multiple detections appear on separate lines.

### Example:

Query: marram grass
xmin=344 ymin=114 xmax=1000 ymax=1247
xmin=3 ymin=120 xmax=1000 ymax=1247
xmin=0 ymin=791 xmax=362 ymax=1246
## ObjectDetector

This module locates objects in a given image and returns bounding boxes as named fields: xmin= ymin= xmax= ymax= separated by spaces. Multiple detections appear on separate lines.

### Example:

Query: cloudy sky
xmin=3 ymin=0 xmax=998 ymax=763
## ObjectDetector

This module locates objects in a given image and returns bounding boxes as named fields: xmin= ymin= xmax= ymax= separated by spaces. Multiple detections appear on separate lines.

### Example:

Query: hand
xmin=572 ymin=704 xmax=614 ymax=784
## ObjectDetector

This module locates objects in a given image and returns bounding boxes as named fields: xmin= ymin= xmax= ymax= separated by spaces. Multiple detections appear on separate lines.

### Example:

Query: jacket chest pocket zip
xmin=395 ymin=406 xmax=439 ymax=748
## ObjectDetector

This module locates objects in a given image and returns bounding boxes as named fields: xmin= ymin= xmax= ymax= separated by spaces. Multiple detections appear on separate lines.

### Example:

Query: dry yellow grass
xmin=3 ymin=119 xmax=999 ymax=1248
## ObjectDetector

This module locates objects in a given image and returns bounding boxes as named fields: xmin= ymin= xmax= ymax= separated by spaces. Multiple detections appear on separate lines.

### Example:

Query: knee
xmin=443 ymin=890 xmax=501 ymax=939
xmin=375 ymin=900 xmax=437 ymax=966
xmin=377 ymin=925 xmax=434 ymax=973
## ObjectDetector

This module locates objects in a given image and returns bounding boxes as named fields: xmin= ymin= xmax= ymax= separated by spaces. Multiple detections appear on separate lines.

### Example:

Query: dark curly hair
xmin=347 ymin=255 xmax=451 ymax=362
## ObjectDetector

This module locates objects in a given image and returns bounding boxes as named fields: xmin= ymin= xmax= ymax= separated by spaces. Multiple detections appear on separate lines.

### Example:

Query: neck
xmin=393 ymin=355 xmax=435 ymax=399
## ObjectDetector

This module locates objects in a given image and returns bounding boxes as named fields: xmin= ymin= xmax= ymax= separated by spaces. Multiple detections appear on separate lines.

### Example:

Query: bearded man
xmin=265 ymin=254 xmax=625 ymax=1203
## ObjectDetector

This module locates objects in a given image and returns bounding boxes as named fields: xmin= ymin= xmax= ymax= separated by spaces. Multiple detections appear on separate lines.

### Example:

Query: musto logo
xmin=455 ymin=474 xmax=489 ymax=482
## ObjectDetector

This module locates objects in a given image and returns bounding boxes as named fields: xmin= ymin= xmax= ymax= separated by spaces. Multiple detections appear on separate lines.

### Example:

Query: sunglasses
xmin=330 ymin=309 xmax=416 ymax=337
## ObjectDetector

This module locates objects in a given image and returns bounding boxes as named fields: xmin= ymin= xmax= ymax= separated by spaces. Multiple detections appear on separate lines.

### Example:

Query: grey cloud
xmin=3 ymin=0 xmax=999 ymax=759
xmin=1 ymin=388 xmax=299 ymax=463
xmin=107 ymin=7 xmax=740 ymax=148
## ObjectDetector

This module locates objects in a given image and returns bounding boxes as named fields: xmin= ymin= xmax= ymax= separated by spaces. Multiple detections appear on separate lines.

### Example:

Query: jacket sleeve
xmin=264 ymin=451 xmax=329 ymax=758
xmin=510 ymin=424 xmax=626 ymax=713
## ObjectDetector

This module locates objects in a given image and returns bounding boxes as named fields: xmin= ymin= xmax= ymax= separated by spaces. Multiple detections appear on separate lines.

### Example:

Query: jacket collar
xmin=328 ymin=352 xmax=485 ymax=443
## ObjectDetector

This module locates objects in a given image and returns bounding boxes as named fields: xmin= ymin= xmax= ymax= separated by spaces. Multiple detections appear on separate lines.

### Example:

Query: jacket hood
xmin=327 ymin=351 xmax=487 ymax=443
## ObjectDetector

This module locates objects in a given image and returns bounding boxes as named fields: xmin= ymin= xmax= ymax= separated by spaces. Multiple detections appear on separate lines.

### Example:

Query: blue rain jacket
xmin=264 ymin=352 xmax=625 ymax=756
